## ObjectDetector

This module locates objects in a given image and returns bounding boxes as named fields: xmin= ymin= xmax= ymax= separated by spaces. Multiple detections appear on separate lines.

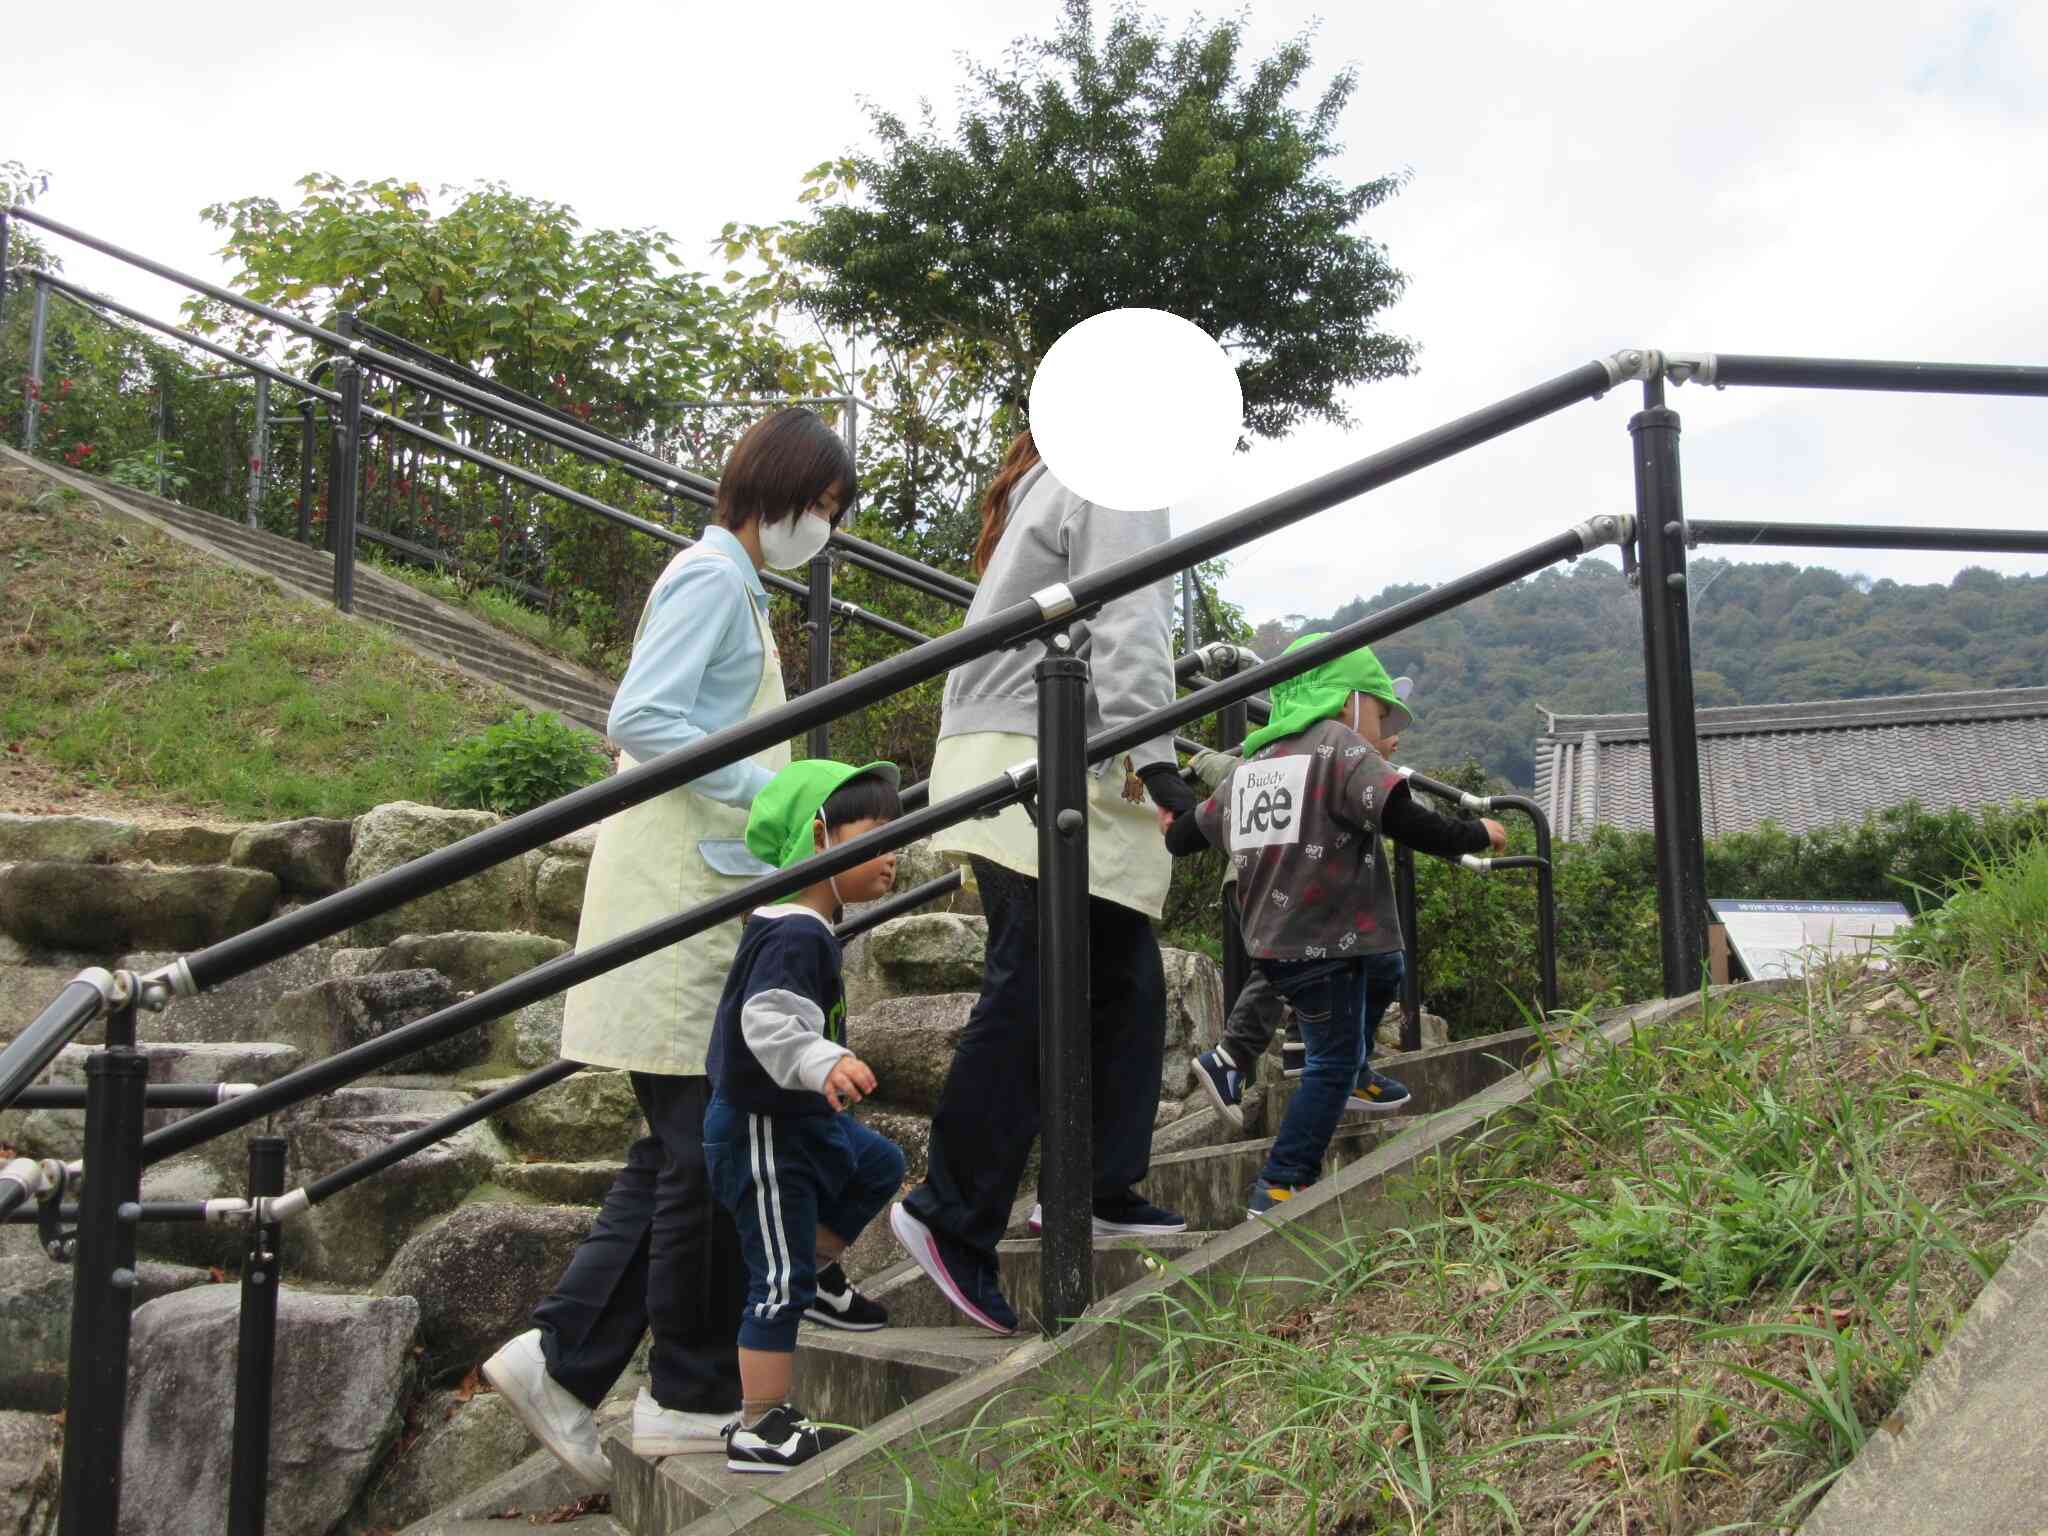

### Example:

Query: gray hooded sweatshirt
xmin=937 ymin=462 xmax=1178 ymax=773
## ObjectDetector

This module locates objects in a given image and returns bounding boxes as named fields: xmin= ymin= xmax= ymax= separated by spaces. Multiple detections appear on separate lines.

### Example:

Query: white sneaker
xmin=632 ymin=1386 xmax=738 ymax=1457
xmin=480 ymin=1330 xmax=610 ymax=1491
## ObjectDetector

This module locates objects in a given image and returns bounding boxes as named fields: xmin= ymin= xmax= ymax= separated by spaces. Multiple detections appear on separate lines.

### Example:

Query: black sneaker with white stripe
xmin=803 ymin=1262 xmax=888 ymax=1331
xmin=725 ymin=1403 xmax=849 ymax=1474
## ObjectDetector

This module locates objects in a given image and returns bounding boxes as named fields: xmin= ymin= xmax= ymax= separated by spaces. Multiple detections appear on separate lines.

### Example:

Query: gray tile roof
xmin=1532 ymin=687 xmax=2048 ymax=840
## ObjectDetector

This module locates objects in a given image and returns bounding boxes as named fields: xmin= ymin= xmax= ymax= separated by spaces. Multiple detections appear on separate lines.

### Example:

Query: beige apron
xmin=559 ymin=545 xmax=789 ymax=1076
xmin=929 ymin=730 xmax=1171 ymax=920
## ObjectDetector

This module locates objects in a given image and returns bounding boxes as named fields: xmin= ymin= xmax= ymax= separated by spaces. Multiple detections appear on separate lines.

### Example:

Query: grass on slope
xmin=869 ymin=841 xmax=2048 ymax=1535
xmin=1 ymin=469 xmax=521 ymax=821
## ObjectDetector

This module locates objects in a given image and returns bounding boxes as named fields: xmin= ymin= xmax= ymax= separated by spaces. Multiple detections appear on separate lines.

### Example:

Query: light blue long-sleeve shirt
xmin=605 ymin=525 xmax=776 ymax=807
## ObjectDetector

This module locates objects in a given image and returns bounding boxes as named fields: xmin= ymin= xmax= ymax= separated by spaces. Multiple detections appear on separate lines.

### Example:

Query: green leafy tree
xmin=187 ymin=175 xmax=828 ymax=406
xmin=789 ymin=1 xmax=1417 ymax=436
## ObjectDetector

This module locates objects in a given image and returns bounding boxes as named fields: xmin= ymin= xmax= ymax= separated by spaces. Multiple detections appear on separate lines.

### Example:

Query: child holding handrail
xmin=1161 ymin=635 xmax=1504 ymax=1217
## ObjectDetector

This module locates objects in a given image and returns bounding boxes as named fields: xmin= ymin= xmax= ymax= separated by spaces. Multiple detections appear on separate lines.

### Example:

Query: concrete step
xmin=862 ymin=1228 xmax=1214 ymax=1335
xmin=1139 ymin=1119 xmax=1410 ymax=1232
xmin=72 ymin=472 xmax=618 ymax=727
xmin=603 ymin=1325 xmax=1026 ymax=1532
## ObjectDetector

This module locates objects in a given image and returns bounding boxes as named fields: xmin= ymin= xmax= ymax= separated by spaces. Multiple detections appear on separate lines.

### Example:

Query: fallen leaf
xmin=453 ymin=1366 xmax=482 ymax=1404
xmin=207 ymin=1266 xmax=228 ymax=1284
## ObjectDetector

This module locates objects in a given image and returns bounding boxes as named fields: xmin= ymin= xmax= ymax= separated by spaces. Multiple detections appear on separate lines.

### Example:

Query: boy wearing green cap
xmin=702 ymin=759 xmax=909 ymax=1473
xmin=1163 ymin=636 xmax=1504 ymax=1217
xmin=1185 ymin=669 xmax=1418 ymax=1129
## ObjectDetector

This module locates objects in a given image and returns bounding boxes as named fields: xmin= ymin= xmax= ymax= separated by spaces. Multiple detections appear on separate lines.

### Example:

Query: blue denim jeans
xmin=1257 ymin=951 xmax=1405 ymax=1189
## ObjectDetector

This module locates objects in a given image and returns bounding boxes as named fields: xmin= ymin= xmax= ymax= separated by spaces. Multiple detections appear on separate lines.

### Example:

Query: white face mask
xmin=758 ymin=510 xmax=832 ymax=571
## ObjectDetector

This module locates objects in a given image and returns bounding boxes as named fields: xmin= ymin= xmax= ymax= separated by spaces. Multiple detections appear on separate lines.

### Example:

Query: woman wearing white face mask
xmin=485 ymin=408 xmax=856 ymax=1488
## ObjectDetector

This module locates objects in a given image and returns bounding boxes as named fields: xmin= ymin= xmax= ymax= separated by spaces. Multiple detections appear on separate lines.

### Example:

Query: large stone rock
xmin=1159 ymin=947 xmax=1224 ymax=1100
xmin=0 ymin=964 xmax=99 ymax=1046
xmin=123 ymin=944 xmax=336 ymax=1047
xmin=478 ymin=1069 xmax=643 ymax=1162
xmin=270 ymin=970 xmax=482 ymax=1074
xmin=121 ymin=1286 xmax=418 ymax=1536
xmin=889 ymin=838 xmax=980 ymax=917
xmin=344 ymin=804 xmax=525 ymax=945
xmin=0 ymin=1411 xmax=57 ymax=1536
xmin=0 ymin=863 xmax=279 ymax=953
xmin=0 ymin=814 xmax=238 ymax=868
xmin=377 ymin=1203 xmax=593 ymax=1383
xmin=493 ymin=1161 xmax=622 ymax=1205
xmin=0 ymin=815 xmax=138 ymax=864
xmin=353 ymin=1389 xmax=538 ymax=1532
xmin=848 ymin=1103 xmax=931 ymax=1184
xmin=0 ymin=1257 xmax=213 ymax=1413
xmin=528 ymin=854 xmax=590 ymax=944
xmin=866 ymin=913 xmax=987 ymax=996
xmin=132 ymin=824 xmax=240 ymax=866
xmin=370 ymin=934 xmax=571 ymax=1071
xmin=1376 ymin=1002 xmax=1450 ymax=1052
xmin=371 ymin=932 xmax=570 ymax=993
xmin=228 ymin=818 xmax=355 ymax=897
xmin=285 ymin=1093 xmax=505 ymax=1285
xmin=132 ymin=1157 xmax=238 ymax=1269
xmin=847 ymin=993 xmax=975 ymax=1116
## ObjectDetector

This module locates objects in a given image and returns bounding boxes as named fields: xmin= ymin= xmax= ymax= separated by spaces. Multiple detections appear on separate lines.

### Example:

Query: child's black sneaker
xmin=1191 ymin=1048 xmax=1246 ymax=1129
xmin=804 ymin=1261 xmax=888 ymax=1331
xmin=724 ymin=1403 xmax=849 ymax=1474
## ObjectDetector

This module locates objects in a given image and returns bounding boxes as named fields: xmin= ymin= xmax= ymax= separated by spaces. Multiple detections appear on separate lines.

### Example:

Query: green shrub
xmin=431 ymin=710 xmax=610 ymax=816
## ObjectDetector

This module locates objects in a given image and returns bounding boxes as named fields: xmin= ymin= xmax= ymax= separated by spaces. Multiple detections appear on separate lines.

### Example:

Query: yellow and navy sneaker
xmin=1346 ymin=1067 xmax=1412 ymax=1114
xmin=1247 ymin=1182 xmax=1311 ymax=1220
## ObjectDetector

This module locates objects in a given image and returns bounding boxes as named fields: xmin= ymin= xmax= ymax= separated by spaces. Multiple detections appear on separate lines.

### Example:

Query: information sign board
xmin=1707 ymin=898 xmax=1912 ymax=981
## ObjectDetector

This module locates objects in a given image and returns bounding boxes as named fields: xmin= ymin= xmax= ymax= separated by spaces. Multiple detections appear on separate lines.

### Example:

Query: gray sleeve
xmin=740 ymin=989 xmax=852 ymax=1093
xmin=1061 ymin=499 xmax=1177 ymax=772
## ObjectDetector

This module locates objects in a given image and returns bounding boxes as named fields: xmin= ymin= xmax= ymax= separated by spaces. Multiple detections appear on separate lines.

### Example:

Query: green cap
xmin=746 ymin=758 xmax=901 ymax=871
xmin=1239 ymin=634 xmax=1414 ymax=757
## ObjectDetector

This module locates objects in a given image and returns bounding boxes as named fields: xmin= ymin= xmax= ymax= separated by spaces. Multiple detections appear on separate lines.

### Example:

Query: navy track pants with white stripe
xmin=703 ymin=1093 xmax=905 ymax=1351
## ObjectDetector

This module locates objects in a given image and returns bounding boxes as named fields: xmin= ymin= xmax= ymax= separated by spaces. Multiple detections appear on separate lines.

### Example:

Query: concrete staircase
xmin=603 ymin=1025 xmax=1561 ymax=1535
xmin=1 ymin=447 xmax=618 ymax=734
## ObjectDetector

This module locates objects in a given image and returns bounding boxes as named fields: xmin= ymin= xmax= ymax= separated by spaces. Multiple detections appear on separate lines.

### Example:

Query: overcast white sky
xmin=12 ymin=0 xmax=2048 ymax=625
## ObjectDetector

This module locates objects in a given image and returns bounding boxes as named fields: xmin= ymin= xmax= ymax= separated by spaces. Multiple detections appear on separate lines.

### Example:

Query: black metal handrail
xmin=344 ymin=314 xmax=982 ymax=608
xmin=137 ymin=514 xmax=1622 ymax=1164
xmin=11 ymin=267 xmax=935 ymax=647
xmin=4 ymin=210 xmax=980 ymax=634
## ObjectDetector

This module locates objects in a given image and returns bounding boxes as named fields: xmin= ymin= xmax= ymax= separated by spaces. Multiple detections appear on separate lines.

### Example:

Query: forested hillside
xmin=1248 ymin=558 xmax=2048 ymax=789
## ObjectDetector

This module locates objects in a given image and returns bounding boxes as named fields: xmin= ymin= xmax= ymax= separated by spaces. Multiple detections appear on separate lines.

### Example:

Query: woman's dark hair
xmin=717 ymin=408 xmax=858 ymax=532
xmin=821 ymin=771 xmax=901 ymax=832
xmin=972 ymin=429 xmax=1041 ymax=576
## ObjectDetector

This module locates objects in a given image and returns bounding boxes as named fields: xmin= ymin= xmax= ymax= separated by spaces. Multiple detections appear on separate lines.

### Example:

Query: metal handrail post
xmin=227 ymin=1135 xmax=286 ymax=1536
xmin=1630 ymin=377 xmax=1708 ymax=996
xmin=23 ymin=274 xmax=48 ymax=452
xmin=0 ymin=213 xmax=11 ymax=325
xmin=1217 ymin=698 xmax=1251 ymax=1016
xmin=246 ymin=373 xmax=269 ymax=530
xmin=1035 ymin=639 xmax=1092 ymax=1336
xmin=807 ymin=551 xmax=832 ymax=759
xmin=331 ymin=363 xmax=363 ymax=613
xmin=1487 ymin=793 xmax=1559 ymax=1017
xmin=58 ymin=977 xmax=147 ymax=1536
xmin=296 ymin=396 xmax=316 ymax=542
xmin=1394 ymin=844 xmax=1421 ymax=1052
